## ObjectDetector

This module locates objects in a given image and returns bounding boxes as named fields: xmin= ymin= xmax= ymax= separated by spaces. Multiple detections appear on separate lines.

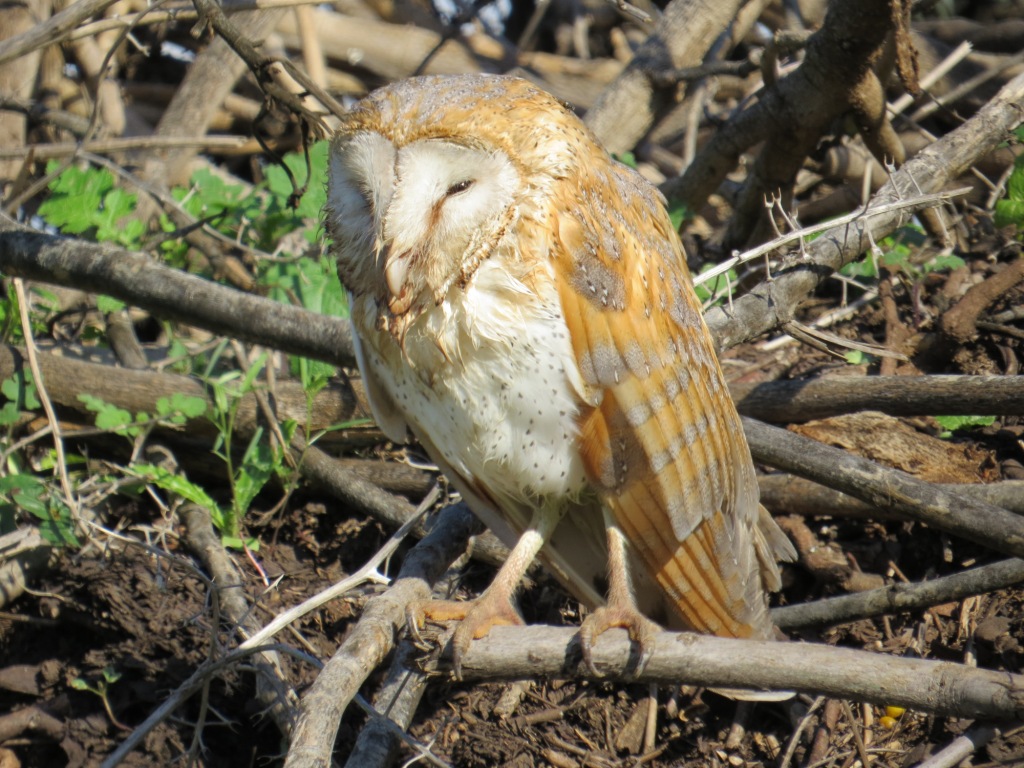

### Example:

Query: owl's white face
xmin=326 ymin=131 xmax=521 ymax=319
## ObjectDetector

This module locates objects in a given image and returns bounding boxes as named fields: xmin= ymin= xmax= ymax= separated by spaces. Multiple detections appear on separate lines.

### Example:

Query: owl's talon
xmin=579 ymin=606 xmax=660 ymax=678
xmin=405 ymin=595 xmax=524 ymax=680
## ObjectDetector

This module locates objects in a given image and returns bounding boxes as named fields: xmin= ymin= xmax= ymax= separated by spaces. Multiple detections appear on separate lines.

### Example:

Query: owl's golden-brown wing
xmin=542 ymin=161 xmax=792 ymax=639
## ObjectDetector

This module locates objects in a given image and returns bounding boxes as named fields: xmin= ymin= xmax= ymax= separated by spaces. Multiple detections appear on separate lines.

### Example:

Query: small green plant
xmin=0 ymin=370 xmax=41 ymax=426
xmin=995 ymin=127 xmax=1024 ymax=231
xmin=934 ymin=414 xmax=996 ymax=439
xmin=33 ymin=146 xmax=338 ymax=551
xmin=71 ymin=666 xmax=129 ymax=730
xmin=38 ymin=162 xmax=146 ymax=249
xmin=127 ymin=461 xmax=250 ymax=547
xmin=173 ymin=141 xmax=330 ymax=254
xmin=200 ymin=351 xmax=292 ymax=548
xmin=78 ymin=392 xmax=207 ymax=441
xmin=840 ymin=224 xmax=965 ymax=280
xmin=694 ymin=264 xmax=738 ymax=305
xmin=0 ymin=473 xmax=80 ymax=546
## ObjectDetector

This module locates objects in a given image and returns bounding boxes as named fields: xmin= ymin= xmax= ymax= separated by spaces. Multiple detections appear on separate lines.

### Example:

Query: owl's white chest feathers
xmin=353 ymin=259 xmax=592 ymax=507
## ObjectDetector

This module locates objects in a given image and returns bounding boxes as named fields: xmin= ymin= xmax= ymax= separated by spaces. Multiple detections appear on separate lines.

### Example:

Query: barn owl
xmin=325 ymin=74 xmax=795 ymax=686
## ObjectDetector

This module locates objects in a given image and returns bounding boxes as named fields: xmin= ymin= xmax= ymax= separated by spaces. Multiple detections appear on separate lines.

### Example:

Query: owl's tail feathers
xmin=711 ymin=505 xmax=797 ymax=701
xmin=712 ymin=686 xmax=796 ymax=702
xmin=754 ymin=504 xmax=798 ymax=593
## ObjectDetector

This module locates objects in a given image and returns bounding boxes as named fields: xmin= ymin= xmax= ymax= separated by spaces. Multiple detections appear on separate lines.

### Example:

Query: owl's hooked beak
xmin=383 ymin=249 xmax=414 ymax=316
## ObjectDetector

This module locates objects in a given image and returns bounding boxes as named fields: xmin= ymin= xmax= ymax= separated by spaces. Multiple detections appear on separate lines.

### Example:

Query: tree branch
xmin=743 ymin=417 xmax=1024 ymax=559
xmin=704 ymin=69 xmax=1024 ymax=350
xmin=453 ymin=626 xmax=1024 ymax=720
xmin=773 ymin=557 xmax=1024 ymax=629
xmin=733 ymin=374 xmax=1024 ymax=422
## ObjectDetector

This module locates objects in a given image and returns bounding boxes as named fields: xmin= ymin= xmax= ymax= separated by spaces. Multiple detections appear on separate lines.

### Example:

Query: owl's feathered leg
xmin=407 ymin=505 xmax=566 ymax=679
xmin=579 ymin=513 xmax=661 ymax=676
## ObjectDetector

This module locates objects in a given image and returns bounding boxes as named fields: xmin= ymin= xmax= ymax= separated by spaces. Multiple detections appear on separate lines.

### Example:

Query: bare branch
xmin=773 ymin=558 xmax=1024 ymax=629
xmin=453 ymin=626 xmax=1024 ymax=720
xmin=743 ymin=417 xmax=1024 ymax=559
xmin=733 ymin=374 xmax=1024 ymax=423
xmin=705 ymin=69 xmax=1024 ymax=351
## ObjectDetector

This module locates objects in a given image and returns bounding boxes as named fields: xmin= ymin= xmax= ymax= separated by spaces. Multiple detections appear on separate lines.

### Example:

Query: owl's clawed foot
xmin=406 ymin=593 xmax=524 ymax=679
xmin=579 ymin=606 xmax=661 ymax=678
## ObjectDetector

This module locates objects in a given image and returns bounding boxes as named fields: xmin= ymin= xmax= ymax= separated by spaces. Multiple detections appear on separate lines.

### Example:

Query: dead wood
xmin=758 ymin=475 xmax=1024 ymax=519
xmin=0 ymin=704 xmax=65 ymax=743
xmin=0 ymin=0 xmax=118 ymax=67
xmin=704 ymin=69 xmax=1024 ymax=351
xmin=941 ymin=255 xmax=1024 ymax=344
xmin=137 ymin=7 xmax=289 ymax=189
xmin=732 ymin=374 xmax=1024 ymax=422
xmin=0 ymin=215 xmax=358 ymax=366
xmin=283 ymin=502 xmax=482 ymax=768
xmin=452 ymin=625 xmax=1024 ymax=720
xmin=274 ymin=9 xmax=495 ymax=81
xmin=773 ymin=557 xmax=1024 ymax=630
xmin=743 ymin=417 xmax=1024 ymax=560
xmin=663 ymin=0 xmax=914 ymax=247
xmin=915 ymin=18 xmax=1024 ymax=55
xmin=0 ymin=0 xmax=43 ymax=183
xmin=775 ymin=515 xmax=885 ymax=594
xmin=584 ymin=0 xmax=746 ymax=154
xmin=0 ymin=343 xmax=369 ymax=438
xmin=0 ymin=527 xmax=59 ymax=611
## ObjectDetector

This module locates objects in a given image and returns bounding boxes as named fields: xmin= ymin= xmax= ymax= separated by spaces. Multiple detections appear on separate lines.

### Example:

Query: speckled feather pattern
xmin=325 ymin=74 xmax=794 ymax=639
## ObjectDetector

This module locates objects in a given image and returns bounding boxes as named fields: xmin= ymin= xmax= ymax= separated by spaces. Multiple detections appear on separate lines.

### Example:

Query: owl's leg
xmin=579 ymin=513 xmax=661 ymax=676
xmin=407 ymin=505 xmax=565 ymax=679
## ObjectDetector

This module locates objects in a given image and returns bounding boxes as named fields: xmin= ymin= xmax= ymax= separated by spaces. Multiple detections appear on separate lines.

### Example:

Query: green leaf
xmin=612 ymin=151 xmax=637 ymax=168
xmin=38 ymin=499 xmax=80 ymax=547
xmin=220 ymin=535 xmax=260 ymax=551
xmin=131 ymin=463 xmax=229 ymax=533
xmin=0 ymin=503 xmax=15 ymax=534
xmin=13 ymin=485 xmax=47 ymax=518
xmin=0 ymin=473 xmax=46 ymax=494
xmin=1 ymin=370 xmax=40 ymax=411
xmin=234 ymin=427 xmax=274 ymax=515
xmin=841 ymin=255 xmax=879 ymax=279
xmin=70 ymin=678 xmax=91 ymax=691
xmin=694 ymin=265 xmax=737 ymax=304
xmin=96 ymin=295 xmax=126 ymax=314
xmin=668 ymin=202 xmax=690 ymax=231
xmin=1006 ymin=156 xmax=1024 ymax=201
xmin=0 ymin=475 xmax=49 ymax=520
xmin=156 ymin=393 xmax=207 ymax=421
xmin=0 ymin=402 xmax=21 ymax=425
xmin=995 ymin=198 xmax=1024 ymax=229
xmin=79 ymin=394 xmax=138 ymax=437
xmin=934 ymin=414 xmax=996 ymax=437
xmin=38 ymin=165 xmax=115 ymax=235
xmin=924 ymin=253 xmax=966 ymax=273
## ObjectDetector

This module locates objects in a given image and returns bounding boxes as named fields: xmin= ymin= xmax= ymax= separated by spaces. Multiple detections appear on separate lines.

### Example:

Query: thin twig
xmin=12 ymin=280 xmax=80 ymax=527
xmin=239 ymin=488 xmax=437 ymax=652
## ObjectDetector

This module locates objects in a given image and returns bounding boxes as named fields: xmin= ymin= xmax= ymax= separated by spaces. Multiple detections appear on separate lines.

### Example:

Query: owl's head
xmin=325 ymin=75 xmax=597 ymax=323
